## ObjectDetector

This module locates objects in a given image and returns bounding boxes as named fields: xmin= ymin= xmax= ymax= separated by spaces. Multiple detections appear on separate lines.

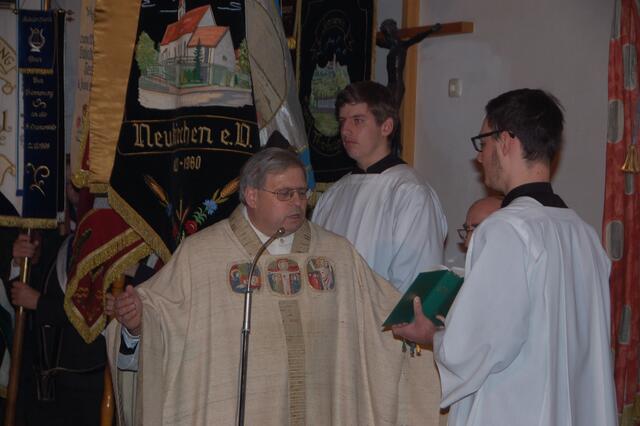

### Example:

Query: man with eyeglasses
xmin=106 ymin=147 xmax=442 ymax=425
xmin=457 ymin=196 xmax=502 ymax=250
xmin=312 ymin=81 xmax=447 ymax=294
xmin=393 ymin=89 xmax=616 ymax=425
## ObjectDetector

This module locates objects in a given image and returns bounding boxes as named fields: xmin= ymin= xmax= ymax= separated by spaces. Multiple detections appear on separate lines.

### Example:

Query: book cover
xmin=382 ymin=269 xmax=464 ymax=328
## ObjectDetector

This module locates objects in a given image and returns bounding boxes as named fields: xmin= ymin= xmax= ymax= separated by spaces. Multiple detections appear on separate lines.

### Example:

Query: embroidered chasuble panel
xmin=228 ymin=256 xmax=335 ymax=294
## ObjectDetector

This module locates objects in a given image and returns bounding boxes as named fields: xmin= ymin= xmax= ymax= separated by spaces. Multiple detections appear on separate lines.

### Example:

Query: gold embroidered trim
xmin=621 ymin=144 xmax=640 ymax=173
xmin=64 ymin=227 xmax=142 ymax=343
xmin=620 ymin=395 xmax=640 ymax=425
xmin=89 ymin=182 xmax=108 ymax=194
xmin=107 ymin=186 xmax=171 ymax=262
xmin=103 ymin=241 xmax=153 ymax=290
xmin=0 ymin=215 xmax=58 ymax=229
xmin=88 ymin=0 xmax=141 ymax=184
xmin=75 ymin=121 xmax=91 ymax=185
xmin=72 ymin=169 xmax=91 ymax=189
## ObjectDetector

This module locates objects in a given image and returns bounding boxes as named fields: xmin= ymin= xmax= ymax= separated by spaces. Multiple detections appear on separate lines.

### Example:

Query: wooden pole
xmin=4 ymin=230 xmax=32 ymax=426
xmin=100 ymin=275 xmax=126 ymax=426
xmin=399 ymin=0 xmax=420 ymax=166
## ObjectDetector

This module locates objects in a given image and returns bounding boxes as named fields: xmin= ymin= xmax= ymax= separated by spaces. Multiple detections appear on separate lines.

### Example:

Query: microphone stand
xmin=237 ymin=227 xmax=285 ymax=426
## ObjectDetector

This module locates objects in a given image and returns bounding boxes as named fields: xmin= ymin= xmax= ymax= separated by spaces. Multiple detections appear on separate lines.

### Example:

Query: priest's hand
xmin=115 ymin=285 xmax=142 ymax=336
xmin=392 ymin=297 xmax=441 ymax=346
xmin=11 ymin=281 xmax=40 ymax=310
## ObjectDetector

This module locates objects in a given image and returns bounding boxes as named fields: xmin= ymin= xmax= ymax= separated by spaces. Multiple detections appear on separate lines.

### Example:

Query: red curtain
xmin=604 ymin=0 xmax=640 ymax=424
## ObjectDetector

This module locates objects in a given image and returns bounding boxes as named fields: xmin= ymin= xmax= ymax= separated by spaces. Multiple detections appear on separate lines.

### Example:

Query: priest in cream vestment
xmin=107 ymin=148 xmax=442 ymax=425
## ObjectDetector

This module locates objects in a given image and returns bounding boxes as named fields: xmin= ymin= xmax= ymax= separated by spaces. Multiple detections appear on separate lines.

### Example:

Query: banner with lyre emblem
xmin=0 ymin=7 xmax=65 ymax=229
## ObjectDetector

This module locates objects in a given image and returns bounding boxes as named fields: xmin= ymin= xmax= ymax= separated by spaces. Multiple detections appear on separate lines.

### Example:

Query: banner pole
xmin=100 ymin=274 xmax=126 ymax=426
xmin=4 ymin=229 xmax=32 ymax=426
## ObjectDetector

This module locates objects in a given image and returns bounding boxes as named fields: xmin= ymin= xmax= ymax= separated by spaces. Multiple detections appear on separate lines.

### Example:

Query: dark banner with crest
xmin=108 ymin=0 xmax=260 ymax=261
xmin=297 ymin=0 xmax=374 ymax=183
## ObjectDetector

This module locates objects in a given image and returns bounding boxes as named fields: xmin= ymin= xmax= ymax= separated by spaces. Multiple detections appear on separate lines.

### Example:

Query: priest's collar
xmin=352 ymin=153 xmax=406 ymax=174
xmin=501 ymin=182 xmax=568 ymax=208
xmin=241 ymin=205 xmax=294 ymax=255
xmin=228 ymin=206 xmax=311 ymax=257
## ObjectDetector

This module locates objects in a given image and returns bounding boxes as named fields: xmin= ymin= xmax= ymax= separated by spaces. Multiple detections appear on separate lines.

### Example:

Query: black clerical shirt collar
xmin=352 ymin=153 xmax=406 ymax=174
xmin=501 ymin=182 xmax=567 ymax=208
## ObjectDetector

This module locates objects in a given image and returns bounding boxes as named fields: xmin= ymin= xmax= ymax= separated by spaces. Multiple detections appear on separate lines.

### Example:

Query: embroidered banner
xmin=17 ymin=9 xmax=65 ymax=228
xmin=64 ymin=208 xmax=152 ymax=343
xmin=0 ymin=8 xmax=21 ymax=225
xmin=68 ymin=0 xmax=95 ymax=190
xmin=106 ymin=0 xmax=261 ymax=261
xmin=0 ymin=8 xmax=65 ymax=229
xmin=88 ymin=0 xmax=313 ymax=191
xmin=297 ymin=0 xmax=374 ymax=183
xmin=92 ymin=0 xmax=313 ymax=261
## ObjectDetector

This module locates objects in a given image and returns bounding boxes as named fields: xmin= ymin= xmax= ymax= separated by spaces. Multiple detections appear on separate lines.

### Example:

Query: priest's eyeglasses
xmin=457 ymin=224 xmax=477 ymax=241
xmin=260 ymin=187 xmax=312 ymax=201
xmin=470 ymin=130 xmax=514 ymax=152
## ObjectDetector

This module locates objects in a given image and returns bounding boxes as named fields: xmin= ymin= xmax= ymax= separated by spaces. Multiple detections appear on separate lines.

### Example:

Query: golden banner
xmin=86 ymin=0 xmax=141 ymax=188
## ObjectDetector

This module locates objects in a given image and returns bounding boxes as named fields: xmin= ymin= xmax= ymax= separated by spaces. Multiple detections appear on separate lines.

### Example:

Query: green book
xmin=382 ymin=269 xmax=464 ymax=328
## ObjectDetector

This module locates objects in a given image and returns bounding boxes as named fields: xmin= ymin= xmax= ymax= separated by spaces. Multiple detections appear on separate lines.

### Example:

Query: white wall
xmin=377 ymin=0 xmax=613 ymax=267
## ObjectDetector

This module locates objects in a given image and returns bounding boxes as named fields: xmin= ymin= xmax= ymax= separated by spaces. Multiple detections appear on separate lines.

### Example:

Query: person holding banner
xmin=6 ymin=178 xmax=107 ymax=426
xmin=107 ymin=147 xmax=443 ymax=425
xmin=6 ymin=228 xmax=64 ymax=425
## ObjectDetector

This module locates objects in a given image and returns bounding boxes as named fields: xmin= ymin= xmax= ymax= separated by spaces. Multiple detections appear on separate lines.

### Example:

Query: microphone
xmin=246 ymin=227 xmax=286 ymax=292
xmin=236 ymin=226 xmax=285 ymax=426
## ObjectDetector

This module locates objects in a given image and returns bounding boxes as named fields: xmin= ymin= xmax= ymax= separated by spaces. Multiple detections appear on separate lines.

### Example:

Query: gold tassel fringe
xmin=621 ymin=144 xmax=640 ymax=173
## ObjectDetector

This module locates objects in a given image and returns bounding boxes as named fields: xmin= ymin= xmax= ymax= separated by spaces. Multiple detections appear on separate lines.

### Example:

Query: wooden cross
xmin=377 ymin=0 xmax=473 ymax=165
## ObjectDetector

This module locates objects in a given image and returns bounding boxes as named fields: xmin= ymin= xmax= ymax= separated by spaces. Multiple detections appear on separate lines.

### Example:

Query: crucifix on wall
xmin=378 ymin=0 xmax=473 ymax=165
